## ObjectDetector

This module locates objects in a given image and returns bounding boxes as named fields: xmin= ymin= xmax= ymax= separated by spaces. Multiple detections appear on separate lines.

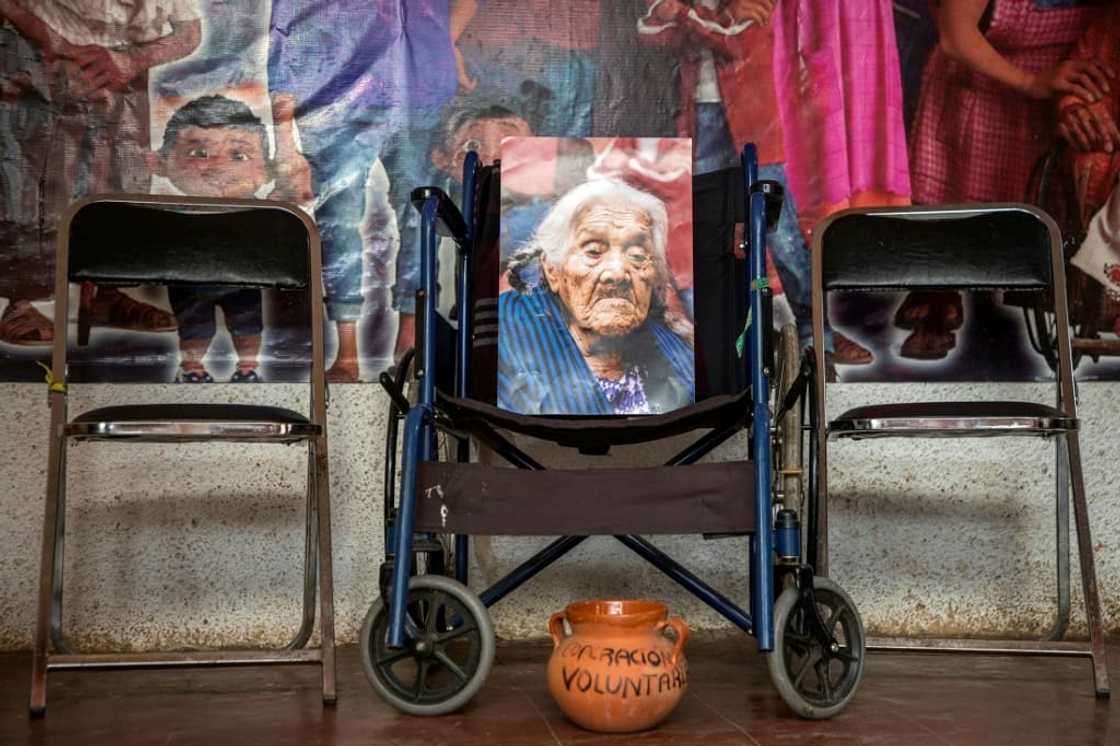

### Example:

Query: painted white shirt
xmin=30 ymin=0 xmax=201 ymax=48
xmin=694 ymin=0 xmax=723 ymax=103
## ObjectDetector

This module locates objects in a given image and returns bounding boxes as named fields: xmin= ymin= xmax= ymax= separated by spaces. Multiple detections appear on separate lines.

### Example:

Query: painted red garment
xmin=909 ymin=0 xmax=1101 ymax=205
xmin=637 ymin=0 xmax=784 ymax=166
xmin=462 ymin=0 xmax=600 ymax=50
xmin=1057 ymin=4 xmax=1120 ymax=217
xmin=589 ymin=137 xmax=695 ymax=293
xmin=771 ymin=0 xmax=911 ymax=231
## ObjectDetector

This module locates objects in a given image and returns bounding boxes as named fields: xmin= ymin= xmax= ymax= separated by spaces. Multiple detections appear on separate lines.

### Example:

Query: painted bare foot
xmin=894 ymin=291 xmax=962 ymax=331
xmin=900 ymin=325 xmax=956 ymax=360
xmin=832 ymin=332 xmax=873 ymax=365
xmin=0 ymin=300 xmax=53 ymax=346
xmin=327 ymin=357 xmax=360 ymax=383
xmin=88 ymin=287 xmax=176 ymax=332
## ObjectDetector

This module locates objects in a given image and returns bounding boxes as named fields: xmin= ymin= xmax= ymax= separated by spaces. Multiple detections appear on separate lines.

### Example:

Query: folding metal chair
xmin=811 ymin=203 xmax=1110 ymax=697
xmin=29 ymin=195 xmax=336 ymax=715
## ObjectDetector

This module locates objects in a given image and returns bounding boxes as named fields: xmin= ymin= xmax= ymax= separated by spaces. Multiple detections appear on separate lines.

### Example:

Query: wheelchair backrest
xmin=460 ymin=165 xmax=752 ymax=404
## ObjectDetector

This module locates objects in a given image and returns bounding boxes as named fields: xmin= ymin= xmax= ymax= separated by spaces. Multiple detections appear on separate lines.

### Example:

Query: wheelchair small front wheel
xmin=360 ymin=574 xmax=495 ymax=715
xmin=767 ymin=576 xmax=865 ymax=720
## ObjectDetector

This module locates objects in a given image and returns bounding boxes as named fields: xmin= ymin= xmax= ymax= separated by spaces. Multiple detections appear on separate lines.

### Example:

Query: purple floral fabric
xmin=596 ymin=367 xmax=652 ymax=415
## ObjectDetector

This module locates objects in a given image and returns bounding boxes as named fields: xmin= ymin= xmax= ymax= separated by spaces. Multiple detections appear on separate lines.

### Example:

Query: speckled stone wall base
xmin=1 ymin=382 xmax=1116 ymax=650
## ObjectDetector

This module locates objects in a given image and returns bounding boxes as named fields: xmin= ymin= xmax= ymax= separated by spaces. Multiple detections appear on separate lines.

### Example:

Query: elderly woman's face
xmin=543 ymin=201 xmax=659 ymax=338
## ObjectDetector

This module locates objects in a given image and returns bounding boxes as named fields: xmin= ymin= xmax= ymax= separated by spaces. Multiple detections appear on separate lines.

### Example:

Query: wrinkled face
xmin=543 ymin=201 xmax=659 ymax=338
xmin=442 ymin=115 xmax=531 ymax=177
xmin=161 ymin=125 xmax=269 ymax=198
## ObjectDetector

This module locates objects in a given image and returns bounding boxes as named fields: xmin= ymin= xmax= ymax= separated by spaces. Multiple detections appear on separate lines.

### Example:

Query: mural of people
xmin=0 ymin=0 xmax=200 ymax=350
xmin=637 ymin=0 xmax=882 ymax=375
xmin=268 ymin=0 xmax=457 ymax=381
xmin=1 ymin=0 xmax=1119 ymax=385
xmin=1062 ymin=3 xmax=1120 ymax=318
xmin=903 ymin=0 xmax=1108 ymax=360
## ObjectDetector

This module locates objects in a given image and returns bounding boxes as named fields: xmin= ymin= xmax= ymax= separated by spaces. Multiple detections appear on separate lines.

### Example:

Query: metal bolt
xmin=830 ymin=642 xmax=840 ymax=653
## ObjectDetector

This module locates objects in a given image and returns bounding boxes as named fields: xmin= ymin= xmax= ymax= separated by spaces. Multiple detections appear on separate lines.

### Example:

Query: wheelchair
xmin=361 ymin=144 xmax=866 ymax=720
xmin=1012 ymin=144 xmax=1120 ymax=371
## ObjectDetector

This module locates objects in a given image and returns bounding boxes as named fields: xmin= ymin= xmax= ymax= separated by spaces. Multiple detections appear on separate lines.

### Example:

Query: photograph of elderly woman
xmin=498 ymin=136 xmax=694 ymax=416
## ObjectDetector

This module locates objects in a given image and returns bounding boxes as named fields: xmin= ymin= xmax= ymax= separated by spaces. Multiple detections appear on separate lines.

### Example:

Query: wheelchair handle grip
xmin=656 ymin=618 xmax=690 ymax=666
xmin=379 ymin=371 xmax=411 ymax=414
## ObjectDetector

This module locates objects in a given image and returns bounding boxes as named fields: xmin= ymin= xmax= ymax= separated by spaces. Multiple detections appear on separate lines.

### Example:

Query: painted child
xmin=151 ymin=93 xmax=312 ymax=382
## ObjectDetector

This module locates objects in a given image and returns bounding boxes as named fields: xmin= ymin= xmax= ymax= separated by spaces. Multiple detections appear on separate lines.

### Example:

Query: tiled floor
xmin=2 ymin=640 xmax=1117 ymax=745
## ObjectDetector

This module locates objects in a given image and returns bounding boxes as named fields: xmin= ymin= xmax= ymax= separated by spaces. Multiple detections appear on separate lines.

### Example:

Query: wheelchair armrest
xmin=750 ymin=180 xmax=784 ymax=232
xmin=410 ymin=186 xmax=468 ymax=242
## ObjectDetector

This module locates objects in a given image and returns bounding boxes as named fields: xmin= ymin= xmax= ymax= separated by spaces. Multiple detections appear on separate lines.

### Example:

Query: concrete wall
xmin=1 ymin=380 xmax=1117 ymax=651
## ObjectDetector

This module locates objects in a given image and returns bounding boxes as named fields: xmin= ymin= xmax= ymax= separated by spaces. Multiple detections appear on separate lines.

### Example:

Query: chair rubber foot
xmin=323 ymin=694 xmax=338 ymax=706
xmin=1095 ymin=687 xmax=1110 ymax=700
xmin=29 ymin=705 xmax=45 ymax=718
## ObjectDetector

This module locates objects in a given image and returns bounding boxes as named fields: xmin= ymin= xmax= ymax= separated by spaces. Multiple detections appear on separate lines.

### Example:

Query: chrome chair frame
xmin=29 ymin=194 xmax=336 ymax=715
xmin=811 ymin=203 xmax=1109 ymax=697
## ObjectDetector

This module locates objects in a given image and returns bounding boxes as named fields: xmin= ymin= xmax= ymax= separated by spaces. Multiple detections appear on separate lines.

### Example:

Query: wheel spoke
xmin=434 ymin=649 xmax=469 ymax=682
xmin=832 ymin=646 xmax=860 ymax=664
xmin=404 ymin=611 xmax=423 ymax=640
xmin=436 ymin=622 xmax=477 ymax=644
xmin=377 ymin=647 xmax=414 ymax=667
xmin=823 ymin=605 xmax=843 ymax=633
xmin=792 ymin=650 xmax=816 ymax=690
xmin=818 ymin=660 xmax=833 ymax=701
xmin=425 ymin=592 xmax=445 ymax=634
xmin=412 ymin=660 xmax=430 ymax=703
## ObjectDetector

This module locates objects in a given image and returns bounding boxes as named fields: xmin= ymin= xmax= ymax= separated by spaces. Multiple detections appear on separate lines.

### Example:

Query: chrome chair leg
xmin=31 ymin=433 xmax=68 ymax=716
xmin=1066 ymin=432 xmax=1110 ymax=697
xmin=285 ymin=445 xmax=319 ymax=651
xmin=312 ymin=436 xmax=337 ymax=703
xmin=1045 ymin=437 xmax=1071 ymax=642
xmin=48 ymin=439 xmax=73 ymax=655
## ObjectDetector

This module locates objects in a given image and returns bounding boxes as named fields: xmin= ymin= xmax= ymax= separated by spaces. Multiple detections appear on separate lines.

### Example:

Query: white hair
xmin=508 ymin=177 xmax=692 ymax=345
xmin=532 ymin=178 xmax=670 ymax=281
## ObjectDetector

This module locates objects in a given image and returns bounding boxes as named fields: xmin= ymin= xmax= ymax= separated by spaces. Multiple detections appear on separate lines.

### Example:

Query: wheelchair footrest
xmin=414 ymin=460 xmax=756 ymax=535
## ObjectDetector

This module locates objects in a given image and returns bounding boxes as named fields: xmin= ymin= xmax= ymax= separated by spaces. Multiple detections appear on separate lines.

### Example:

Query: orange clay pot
xmin=547 ymin=600 xmax=689 ymax=733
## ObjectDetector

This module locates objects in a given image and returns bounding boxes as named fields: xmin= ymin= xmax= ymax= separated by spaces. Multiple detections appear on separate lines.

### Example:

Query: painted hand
xmin=71 ymin=45 xmax=140 ymax=94
xmin=270 ymin=92 xmax=315 ymax=204
xmin=1030 ymin=59 xmax=1114 ymax=102
xmin=1058 ymin=103 xmax=1120 ymax=154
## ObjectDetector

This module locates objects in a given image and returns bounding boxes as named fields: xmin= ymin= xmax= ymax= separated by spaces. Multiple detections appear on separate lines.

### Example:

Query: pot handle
xmin=548 ymin=612 xmax=568 ymax=650
xmin=656 ymin=617 xmax=690 ymax=665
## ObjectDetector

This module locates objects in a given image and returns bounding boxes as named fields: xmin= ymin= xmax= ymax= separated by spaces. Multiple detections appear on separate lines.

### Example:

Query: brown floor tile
xmin=1 ymin=641 xmax=1118 ymax=745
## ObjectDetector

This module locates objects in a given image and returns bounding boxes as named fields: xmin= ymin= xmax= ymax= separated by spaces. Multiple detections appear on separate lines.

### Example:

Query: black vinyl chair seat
xmin=830 ymin=401 xmax=1076 ymax=440
xmin=67 ymin=403 xmax=317 ymax=442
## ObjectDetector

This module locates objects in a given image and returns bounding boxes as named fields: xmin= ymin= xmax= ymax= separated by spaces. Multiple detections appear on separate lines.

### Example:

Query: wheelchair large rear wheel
xmin=768 ymin=576 xmax=865 ymax=719
xmin=360 ymin=575 xmax=495 ymax=715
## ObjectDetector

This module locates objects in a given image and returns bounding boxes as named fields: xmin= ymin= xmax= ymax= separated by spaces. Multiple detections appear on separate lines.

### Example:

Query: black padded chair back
xmin=67 ymin=199 xmax=310 ymax=288
xmin=819 ymin=206 xmax=1053 ymax=292
xmin=692 ymin=166 xmax=748 ymax=399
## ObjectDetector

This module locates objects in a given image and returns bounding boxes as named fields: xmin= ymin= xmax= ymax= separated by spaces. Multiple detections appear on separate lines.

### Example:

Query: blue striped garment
xmin=498 ymin=287 xmax=695 ymax=415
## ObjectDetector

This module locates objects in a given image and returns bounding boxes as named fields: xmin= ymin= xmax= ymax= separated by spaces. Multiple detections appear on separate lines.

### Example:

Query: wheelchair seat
xmin=436 ymin=388 xmax=751 ymax=451
xmin=67 ymin=403 xmax=318 ymax=442
xmin=830 ymin=400 xmax=1076 ymax=440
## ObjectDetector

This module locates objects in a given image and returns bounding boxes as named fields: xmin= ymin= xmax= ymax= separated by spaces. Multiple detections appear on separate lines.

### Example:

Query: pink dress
xmin=909 ymin=0 xmax=1100 ymax=205
xmin=772 ymin=0 xmax=912 ymax=231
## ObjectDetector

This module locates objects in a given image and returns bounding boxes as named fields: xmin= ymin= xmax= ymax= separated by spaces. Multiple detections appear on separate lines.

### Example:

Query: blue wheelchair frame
xmin=388 ymin=143 xmax=777 ymax=651
xmin=369 ymin=142 xmax=864 ymax=719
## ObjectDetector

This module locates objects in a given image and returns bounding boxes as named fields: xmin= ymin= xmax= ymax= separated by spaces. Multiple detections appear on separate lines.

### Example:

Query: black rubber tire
xmin=767 ymin=576 xmax=866 ymax=720
xmin=360 ymin=575 xmax=495 ymax=715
